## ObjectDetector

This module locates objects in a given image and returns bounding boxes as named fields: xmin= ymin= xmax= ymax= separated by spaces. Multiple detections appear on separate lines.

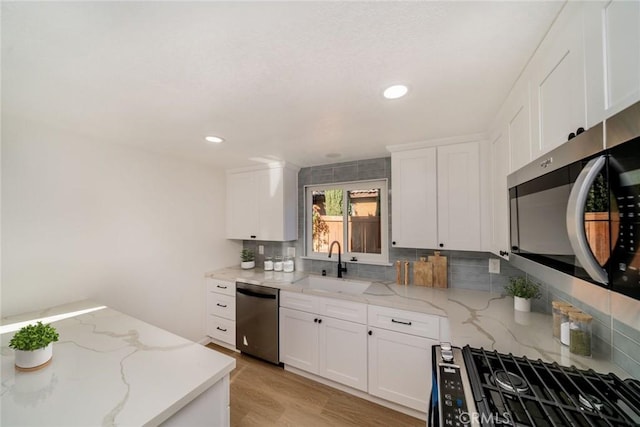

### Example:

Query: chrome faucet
xmin=328 ymin=240 xmax=347 ymax=278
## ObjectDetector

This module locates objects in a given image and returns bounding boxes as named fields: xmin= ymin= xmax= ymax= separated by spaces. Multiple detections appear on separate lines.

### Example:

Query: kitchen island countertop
xmin=1 ymin=301 xmax=235 ymax=426
xmin=207 ymin=266 xmax=631 ymax=379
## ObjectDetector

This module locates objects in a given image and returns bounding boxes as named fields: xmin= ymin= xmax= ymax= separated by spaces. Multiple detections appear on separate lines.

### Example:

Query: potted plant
xmin=9 ymin=321 xmax=59 ymax=371
xmin=504 ymin=276 xmax=541 ymax=312
xmin=240 ymin=248 xmax=255 ymax=269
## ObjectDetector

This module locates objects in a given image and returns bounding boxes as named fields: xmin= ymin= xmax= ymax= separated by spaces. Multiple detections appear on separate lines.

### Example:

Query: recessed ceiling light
xmin=383 ymin=84 xmax=408 ymax=100
xmin=205 ymin=136 xmax=224 ymax=144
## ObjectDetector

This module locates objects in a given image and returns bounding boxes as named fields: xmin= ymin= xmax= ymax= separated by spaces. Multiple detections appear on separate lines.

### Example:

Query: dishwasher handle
xmin=236 ymin=287 xmax=277 ymax=300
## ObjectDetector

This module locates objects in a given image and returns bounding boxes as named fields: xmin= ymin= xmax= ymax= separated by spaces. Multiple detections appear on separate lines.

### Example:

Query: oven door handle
xmin=566 ymin=155 xmax=608 ymax=285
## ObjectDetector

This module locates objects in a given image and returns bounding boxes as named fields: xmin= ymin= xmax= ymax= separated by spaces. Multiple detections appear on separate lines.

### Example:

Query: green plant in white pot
xmin=9 ymin=322 xmax=59 ymax=370
xmin=504 ymin=276 xmax=541 ymax=312
xmin=240 ymin=249 xmax=255 ymax=269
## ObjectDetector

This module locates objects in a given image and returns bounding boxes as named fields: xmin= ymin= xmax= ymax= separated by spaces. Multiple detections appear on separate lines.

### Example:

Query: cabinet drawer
xmin=207 ymin=278 xmax=235 ymax=297
xmin=207 ymin=293 xmax=236 ymax=321
xmin=368 ymin=305 xmax=440 ymax=339
xmin=280 ymin=291 xmax=320 ymax=313
xmin=320 ymin=297 xmax=367 ymax=324
xmin=207 ymin=316 xmax=236 ymax=346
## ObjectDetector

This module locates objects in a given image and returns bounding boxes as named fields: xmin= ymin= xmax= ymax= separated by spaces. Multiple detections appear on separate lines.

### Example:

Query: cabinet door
xmin=256 ymin=168 xmax=284 ymax=241
xmin=507 ymin=82 xmax=532 ymax=173
xmin=585 ymin=0 xmax=640 ymax=125
xmin=368 ymin=327 xmax=435 ymax=412
xmin=226 ymin=172 xmax=258 ymax=239
xmin=530 ymin=1 xmax=586 ymax=158
xmin=391 ymin=148 xmax=438 ymax=249
xmin=319 ymin=317 xmax=368 ymax=392
xmin=436 ymin=142 xmax=481 ymax=251
xmin=279 ymin=308 xmax=319 ymax=373
xmin=491 ymin=131 xmax=510 ymax=258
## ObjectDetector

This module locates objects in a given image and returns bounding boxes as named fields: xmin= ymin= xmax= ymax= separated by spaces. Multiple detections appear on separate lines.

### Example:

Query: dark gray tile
xmin=357 ymin=158 xmax=387 ymax=171
xmin=358 ymin=168 xmax=387 ymax=180
xmin=355 ymin=264 xmax=387 ymax=280
xmin=311 ymin=168 xmax=334 ymax=184
xmin=298 ymin=168 xmax=311 ymax=186
xmin=449 ymin=257 xmax=487 ymax=268
xmin=613 ymin=347 xmax=640 ymax=378
xmin=592 ymin=318 xmax=612 ymax=344
xmin=389 ymin=247 xmax=418 ymax=261
xmin=333 ymin=165 xmax=359 ymax=182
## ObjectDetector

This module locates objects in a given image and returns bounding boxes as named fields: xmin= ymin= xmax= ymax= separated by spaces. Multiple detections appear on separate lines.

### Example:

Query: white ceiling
xmin=2 ymin=1 xmax=564 ymax=169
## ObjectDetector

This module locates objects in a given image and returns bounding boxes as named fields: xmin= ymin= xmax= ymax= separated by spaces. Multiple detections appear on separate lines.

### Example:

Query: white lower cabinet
xmin=279 ymin=293 xmax=368 ymax=392
xmin=205 ymin=279 xmax=236 ymax=347
xmin=280 ymin=291 xmax=442 ymax=413
xmin=367 ymin=327 xmax=436 ymax=412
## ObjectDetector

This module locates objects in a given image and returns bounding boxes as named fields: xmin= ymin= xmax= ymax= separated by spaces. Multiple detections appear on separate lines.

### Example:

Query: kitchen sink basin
xmin=295 ymin=276 xmax=371 ymax=295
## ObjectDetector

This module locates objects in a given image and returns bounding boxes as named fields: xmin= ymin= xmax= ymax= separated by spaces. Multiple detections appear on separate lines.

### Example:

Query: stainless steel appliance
xmin=235 ymin=282 xmax=280 ymax=364
xmin=429 ymin=344 xmax=640 ymax=426
xmin=508 ymin=100 xmax=640 ymax=301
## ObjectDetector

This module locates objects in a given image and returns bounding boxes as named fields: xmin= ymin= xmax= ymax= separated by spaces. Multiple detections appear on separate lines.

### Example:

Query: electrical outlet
xmin=489 ymin=258 xmax=500 ymax=274
xmin=287 ymin=247 xmax=296 ymax=257
xmin=258 ymin=245 xmax=264 ymax=255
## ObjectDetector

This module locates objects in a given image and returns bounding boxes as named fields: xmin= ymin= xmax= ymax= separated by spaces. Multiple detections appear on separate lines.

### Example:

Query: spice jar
xmin=264 ymin=257 xmax=273 ymax=271
xmin=569 ymin=311 xmax=593 ymax=357
xmin=552 ymin=301 xmax=572 ymax=339
xmin=283 ymin=256 xmax=294 ymax=272
xmin=559 ymin=305 xmax=581 ymax=346
xmin=273 ymin=256 xmax=283 ymax=272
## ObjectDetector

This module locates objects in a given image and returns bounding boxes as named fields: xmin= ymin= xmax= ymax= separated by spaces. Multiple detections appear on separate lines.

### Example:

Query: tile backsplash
xmin=241 ymin=156 xmax=640 ymax=379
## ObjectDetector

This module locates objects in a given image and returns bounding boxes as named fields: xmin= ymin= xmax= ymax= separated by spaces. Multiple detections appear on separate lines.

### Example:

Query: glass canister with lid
xmin=264 ymin=256 xmax=273 ymax=271
xmin=283 ymin=256 xmax=294 ymax=272
xmin=559 ymin=305 xmax=582 ymax=346
xmin=569 ymin=311 xmax=593 ymax=357
xmin=273 ymin=255 xmax=284 ymax=272
xmin=552 ymin=301 xmax=572 ymax=339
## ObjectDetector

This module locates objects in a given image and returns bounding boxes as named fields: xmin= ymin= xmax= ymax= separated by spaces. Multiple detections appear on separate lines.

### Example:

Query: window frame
xmin=304 ymin=179 xmax=389 ymax=264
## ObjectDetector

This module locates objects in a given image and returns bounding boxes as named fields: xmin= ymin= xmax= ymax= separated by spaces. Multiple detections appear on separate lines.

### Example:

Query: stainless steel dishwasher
xmin=235 ymin=282 xmax=280 ymax=364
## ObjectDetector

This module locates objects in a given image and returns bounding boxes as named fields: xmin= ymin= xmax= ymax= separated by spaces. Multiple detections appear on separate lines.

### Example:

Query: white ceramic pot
xmin=240 ymin=261 xmax=255 ymax=270
xmin=14 ymin=344 xmax=53 ymax=370
xmin=514 ymin=296 xmax=531 ymax=312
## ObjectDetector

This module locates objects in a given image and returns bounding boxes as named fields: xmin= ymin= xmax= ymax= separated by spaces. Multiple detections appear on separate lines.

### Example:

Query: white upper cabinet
xmin=490 ymin=130 xmax=510 ymax=258
xmin=530 ymin=1 xmax=587 ymax=159
xmin=506 ymin=79 xmax=532 ymax=173
xmin=390 ymin=140 xmax=482 ymax=251
xmin=436 ymin=142 xmax=481 ymax=251
xmin=585 ymin=0 xmax=640 ymax=126
xmin=390 ymin=147 xmax=438 ymax=249
xmin=226 ymin=163 xmax=298 ymax=241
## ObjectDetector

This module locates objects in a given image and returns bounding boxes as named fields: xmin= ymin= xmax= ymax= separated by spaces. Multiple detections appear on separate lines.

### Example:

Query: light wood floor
xmin=206 ymin=343 xmax=424 ymax=427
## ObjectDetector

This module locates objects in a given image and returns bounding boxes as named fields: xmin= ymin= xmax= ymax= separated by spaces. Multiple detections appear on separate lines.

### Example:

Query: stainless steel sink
xmin=295 ymin=276 xmax=371 ymax=295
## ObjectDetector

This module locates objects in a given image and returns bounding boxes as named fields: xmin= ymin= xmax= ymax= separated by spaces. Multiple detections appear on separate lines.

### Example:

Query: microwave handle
xmin=566 ymin=155 xmax=608 ymax=285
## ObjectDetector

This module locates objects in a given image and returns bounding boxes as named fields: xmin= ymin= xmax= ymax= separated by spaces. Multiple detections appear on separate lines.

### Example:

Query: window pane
xmin=311 ymin=189 xmax=344 ymax=254
xmin=347 ymin=189 xmax=381 ymax=254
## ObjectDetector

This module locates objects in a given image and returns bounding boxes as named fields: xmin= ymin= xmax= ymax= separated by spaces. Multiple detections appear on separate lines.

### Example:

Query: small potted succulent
xmin=240 ymin=248 xmax=255 ymax=269
xmin=9 ymin=322 xmax=59 ymax=370
xmin=504 ymin=276 xmax=541 ymax=312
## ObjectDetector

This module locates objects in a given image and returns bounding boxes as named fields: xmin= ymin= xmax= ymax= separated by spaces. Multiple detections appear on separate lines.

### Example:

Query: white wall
xmin=1 ymin=117 xmax=241 ymax=341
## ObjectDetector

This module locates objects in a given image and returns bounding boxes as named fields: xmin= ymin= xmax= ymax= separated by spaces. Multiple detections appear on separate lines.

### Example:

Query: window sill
xmin=300 ymin=256 xmax=393 ymax=267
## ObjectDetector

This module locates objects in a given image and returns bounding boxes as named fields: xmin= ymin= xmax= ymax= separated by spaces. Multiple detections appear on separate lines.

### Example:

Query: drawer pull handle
xmin=216 ymin=326 xmax=227 ymax=332
xmin=216 ymin=285 xmax=228 ymax=289
xmin=391 ymin=319 xmax=412 ymax=326
xmin=216 ymin=303 xmax=227 ymax=308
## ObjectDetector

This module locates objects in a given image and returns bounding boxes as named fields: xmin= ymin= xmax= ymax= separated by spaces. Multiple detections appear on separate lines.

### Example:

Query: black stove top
xmin=463 ymin=346 xmax=640 ymax=426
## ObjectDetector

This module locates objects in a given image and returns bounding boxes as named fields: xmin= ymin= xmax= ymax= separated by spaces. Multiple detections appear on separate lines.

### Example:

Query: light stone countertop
xmin=1 ymin=301 xmax=235 ymax=426
xmin=207 ymin=266 xmax=631 ymax=379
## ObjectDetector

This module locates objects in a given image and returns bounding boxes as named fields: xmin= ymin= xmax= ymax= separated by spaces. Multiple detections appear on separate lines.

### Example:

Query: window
xmin=305 ymin=179 xmax=389 ymax=264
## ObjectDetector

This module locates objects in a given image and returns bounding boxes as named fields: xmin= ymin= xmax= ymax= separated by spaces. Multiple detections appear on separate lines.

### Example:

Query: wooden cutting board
xmin=413 ymin=257 xmax=433 ymax=287
xmin=428 ymin=251 xmax=448 ymax=288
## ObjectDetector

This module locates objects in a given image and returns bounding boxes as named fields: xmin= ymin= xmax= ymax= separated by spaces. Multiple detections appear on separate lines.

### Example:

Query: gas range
xmin=430 ymin=344 xmax=640 ymax=426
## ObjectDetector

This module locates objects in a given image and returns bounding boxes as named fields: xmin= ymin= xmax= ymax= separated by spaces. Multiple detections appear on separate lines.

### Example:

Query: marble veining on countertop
xmin=1 ymin=302 xmax=235 ymax=426
xmin=207 ymin=267 xmax=631 ymax=379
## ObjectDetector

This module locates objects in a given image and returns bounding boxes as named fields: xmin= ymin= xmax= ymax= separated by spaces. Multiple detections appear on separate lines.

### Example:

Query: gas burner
xmin=492 ymin=370 xmax=530 ymax=394
xmin=579 ymin=393 xmax=604 ymax=412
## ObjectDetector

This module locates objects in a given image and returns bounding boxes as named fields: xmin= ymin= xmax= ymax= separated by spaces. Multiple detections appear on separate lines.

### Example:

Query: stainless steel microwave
xmin=508 ymin=101 xmax=640 ymax=301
